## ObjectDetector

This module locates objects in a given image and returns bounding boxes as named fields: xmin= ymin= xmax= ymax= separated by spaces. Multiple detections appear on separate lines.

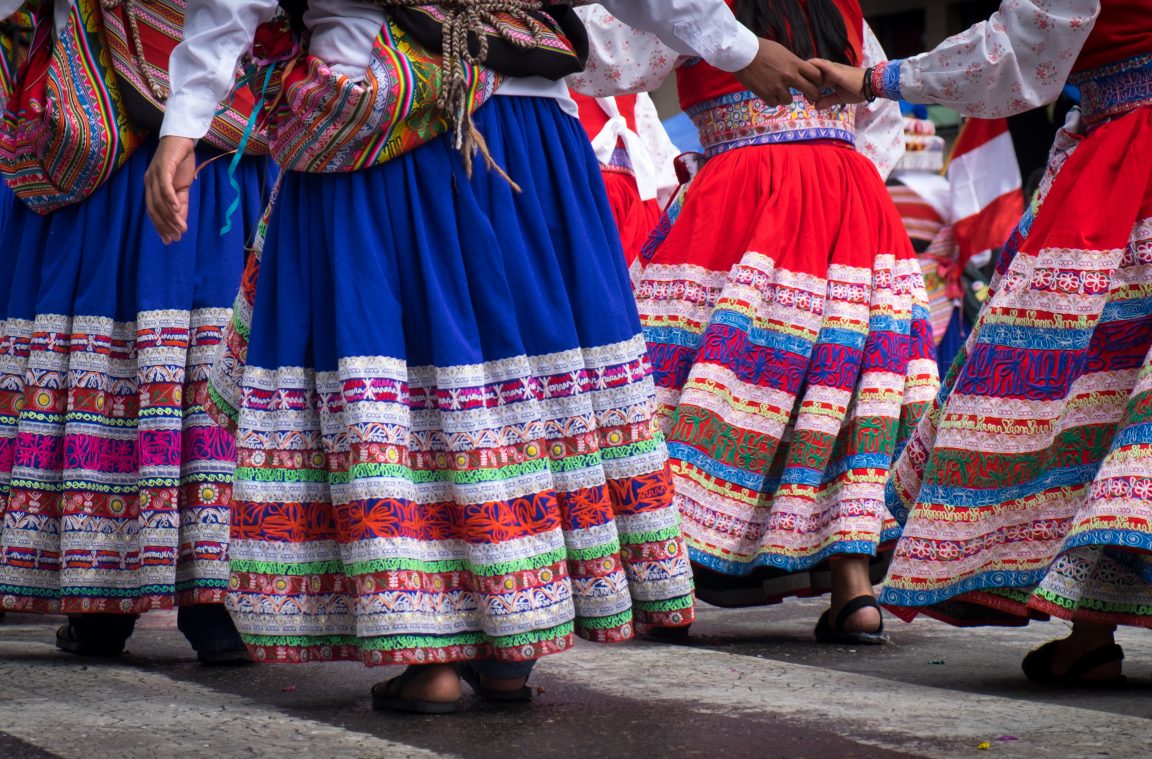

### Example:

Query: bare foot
xmin=829 ymin=556 xmax=882 ymax=634
xmin=390 ymin=664 xmax=463 ymax=703
xmin=474 ymin=672 xmax=529 ymax=694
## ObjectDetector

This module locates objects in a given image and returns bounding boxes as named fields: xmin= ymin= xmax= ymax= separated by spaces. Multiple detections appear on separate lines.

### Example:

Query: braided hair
xmin=734 ymin=0 xmax=856 ymax=66
xmin=279 ymin=0 xmax=309 ymax=32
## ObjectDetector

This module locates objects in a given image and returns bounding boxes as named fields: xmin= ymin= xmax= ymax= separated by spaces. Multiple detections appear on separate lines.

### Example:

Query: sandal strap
xmin=1066 ymin=643 xmax=1124 ymax=680
xmin=834 ymin=595 xmax=881 ymax=631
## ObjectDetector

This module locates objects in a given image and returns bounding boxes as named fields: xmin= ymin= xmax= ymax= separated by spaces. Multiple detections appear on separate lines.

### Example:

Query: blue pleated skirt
xmin=0 ymin=139 xmax=268 ymax=614
xmin=210 ymin=96 xmax=696 ymax=666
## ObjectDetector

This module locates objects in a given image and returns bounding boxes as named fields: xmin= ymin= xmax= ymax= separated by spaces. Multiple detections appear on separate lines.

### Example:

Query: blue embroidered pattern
xmin=1072 ymin=53 xmax=1152 ymax=126
xmin=878 ymin=59 xmax=904 ymax=101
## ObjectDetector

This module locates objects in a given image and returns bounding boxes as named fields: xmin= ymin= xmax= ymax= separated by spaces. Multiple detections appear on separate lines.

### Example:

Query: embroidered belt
xmin=1072 ymin=52 xmax=1152 ymax=127
xmin=687 ymin=90 xmax=855 ymax=158
xmin=600 ymin=145 xmax=635 ymax=176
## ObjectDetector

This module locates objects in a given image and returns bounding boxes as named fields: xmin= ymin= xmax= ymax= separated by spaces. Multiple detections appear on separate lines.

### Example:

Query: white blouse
xmin=159 ymin=0 xmax=759 ymax=140
xmin=568 ymin=4 xmax=907 ymax=180
xmin=881 ymin=0 xmax=1101 ymax=118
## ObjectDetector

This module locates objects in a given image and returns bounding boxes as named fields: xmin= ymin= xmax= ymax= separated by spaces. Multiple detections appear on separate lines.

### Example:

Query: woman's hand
xmin=145 ymin=136 xmax=198 ymax=244
xmin=810 ymin=59 xmax=868 ymax=110
xmin=734 ymin=38 xmax=823 ymax=107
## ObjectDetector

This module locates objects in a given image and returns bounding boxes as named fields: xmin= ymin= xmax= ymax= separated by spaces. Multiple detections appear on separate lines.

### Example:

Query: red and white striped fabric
xmin=946 ymin=118 xmax=1025 ymax=266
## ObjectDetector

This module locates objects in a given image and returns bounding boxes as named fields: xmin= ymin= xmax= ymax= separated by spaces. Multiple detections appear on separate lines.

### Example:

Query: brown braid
xmin=101 ymin=0 xmax=170 ymax=101
xmin=376 ymin=0 xmax=561 ymax=186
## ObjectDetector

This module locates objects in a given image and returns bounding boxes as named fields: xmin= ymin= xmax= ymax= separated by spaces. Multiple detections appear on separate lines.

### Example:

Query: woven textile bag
xmin=0 ymin=0 xmax=145 ymax=214
xmin=100 ymin=0 xmax=268 ymax=153
xmin=259 ymin=14 xmax=501 ymax=173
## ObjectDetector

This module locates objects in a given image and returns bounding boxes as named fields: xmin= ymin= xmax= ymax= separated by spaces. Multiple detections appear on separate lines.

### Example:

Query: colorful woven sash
xmin=687 ymin=89 xmax=856 ymax=158
xmin=0 ymin=0 xmax=146 ymax=214
xmin=258 ymin=14 xmax=500 ymax=173
xmin=1073 ymin=52 xmax=1152 ymax=128
xmin=100 ymin=0 xmax=267 ymax=153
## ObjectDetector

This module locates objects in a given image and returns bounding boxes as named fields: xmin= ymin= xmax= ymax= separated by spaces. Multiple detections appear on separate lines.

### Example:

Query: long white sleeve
xmin=161 ymin=0 xmax=279 ymax=139
xmin=0 ymin=1 xmax=27 ymax=21
xmin=853 ymin=23 xmax=903 ymax=180
xmin=568 ymin=4 xmax=680 ymax=96
xmin=160 ymin=0 xmax=759 ymax=140
xmin=597 ymin=0 xmax=757 ymax=73
xmin=882 ymin=0 xmax=1100 ymax=118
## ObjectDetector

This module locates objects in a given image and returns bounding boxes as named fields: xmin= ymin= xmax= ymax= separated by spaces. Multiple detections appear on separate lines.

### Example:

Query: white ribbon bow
xmin=588 ymin=96 xmax=659 ymax=202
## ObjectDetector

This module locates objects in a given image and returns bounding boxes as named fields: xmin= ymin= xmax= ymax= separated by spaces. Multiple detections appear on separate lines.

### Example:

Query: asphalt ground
xmin=0 ymin=599 xmax=1149 ymax=759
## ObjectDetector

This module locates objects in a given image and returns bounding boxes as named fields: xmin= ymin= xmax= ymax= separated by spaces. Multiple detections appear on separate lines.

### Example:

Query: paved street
xmin=0 ymin=599 xmax=1149 ymax=759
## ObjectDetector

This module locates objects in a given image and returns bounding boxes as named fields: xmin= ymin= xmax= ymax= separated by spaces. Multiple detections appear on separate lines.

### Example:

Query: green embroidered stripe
xmin=926 ymin=423 xmax=1116 ymax=489
xmin=632 ymin=595 xmax=694 ymax=613
xmin=235 ymin=466 xmax=329 ymax=484
xmin=984 ymin=587 xmax=1032 ymax=604
xmin=205 ymin=384 xmax=240 ymax=424
xmin=63 ymin=412 xmax=139 ymax=428
xmin=5 ymin=476 xmax=213 ymax=495
xmin=565 ymin=542 xmax=621 ymax=561
xmin=0 ymin=584 xmax=182 ymax=599
xmin=181 ymin=473 xmax=233 ymax=485
xmin=232 ymin=559 xmax=350 ymax=576
xmin=618 ymin=525 xmax=682 ymax=545
xmin=488 ymin=621 xmax=573 ymax=648
xmin=183 ymin=403 xmax=207 ymax=419
xmin=0 ymin=584 xmax=61 ymax=599
xmin=574 ymin=611 xmax=632 ymax=630
xmin=333 ymin=458 xmax=552 ymax=486
xmin=231 ymin=309 xmax=251 ymax=340
xmin=9 ymin=479 xmax=135 ymax=495
xmin=238 ymin=456 xmax=605 ymax=486
xmin=241 ymin=633 xmax=362 ymax=648
xmin=242 ymin=621 xmax=574 ymax=652
xmin=234 ymin=549 xmax=571 ymax=579
xmin=350 ymin=549 xmax=568 ymax=578
xmin=1033 ymin=588 xmax=1152 ymax=617
xmin=11 ymin=411 xmax=64 ymax=425
xmin=236 ymin=446 xmax=662 ymax=486
xmin=174 ymin=579 xmax=228 ymax=592
xmin=600 ymin=438 xmax=660 ymax=461
xmin=138 ymin=407 xmax=183 ymax=419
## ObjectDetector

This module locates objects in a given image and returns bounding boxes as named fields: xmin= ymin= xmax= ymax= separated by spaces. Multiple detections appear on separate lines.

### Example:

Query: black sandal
xmin=370 ymin=666 xmax=462 ymax=714
xmin=196 ymin=647 xmax=252 ymax=666
xmin=814 ymin=596 xmax=888 ymax=645
xmin=55 ymin=623 xmax=126 ymax=658
xmin=455 ymin=662 xmax=533 ymax=703
xmin=643 ymin=625 xmax=692 ymax=642
xmin=1021 ymin=641 xmax=1127 ymax=687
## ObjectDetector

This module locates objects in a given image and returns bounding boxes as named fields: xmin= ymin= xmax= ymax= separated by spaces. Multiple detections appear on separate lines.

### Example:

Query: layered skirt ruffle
xmin=633 ymin=141 xmax=939 ymax=601
xmin=0 ymin=141 xmax=266 ymax=614
xmin=204 ymin=96 xmax=695 ymax=666
xmin=882 ymin=107 xmax=1152 ymax=629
